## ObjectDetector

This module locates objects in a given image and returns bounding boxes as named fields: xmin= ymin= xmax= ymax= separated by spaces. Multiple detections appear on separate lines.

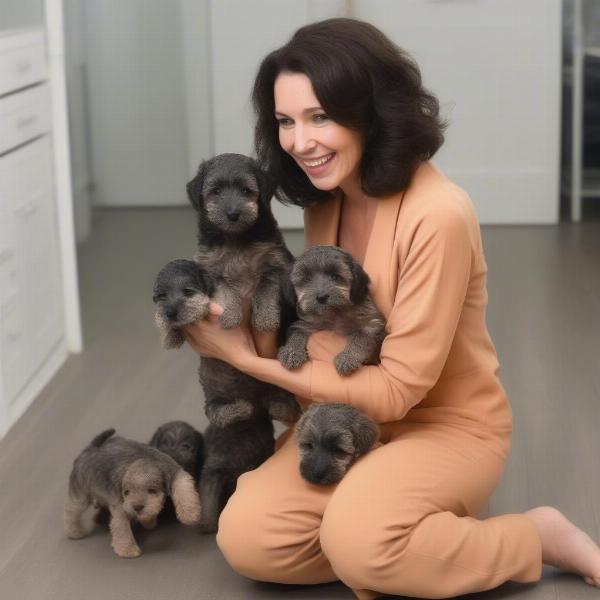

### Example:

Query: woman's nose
xmin=293 ymin=124 xmax=316 ymax=153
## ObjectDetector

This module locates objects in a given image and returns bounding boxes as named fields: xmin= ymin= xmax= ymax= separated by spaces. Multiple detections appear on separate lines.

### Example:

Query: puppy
xmin=64 ymin=429 xmax=202 ymax=558
xmin=279 ymin=245 xmax=387 ymax=375
xmin=149 ymin=420 xmax=204 ymax=481
xmin=152 ymin=259 xmax=301 ymax=427
xmin=185 ymin=153 xmax=301 ymax=427
xmin=295 ymin=404 xmax=379 ymax=485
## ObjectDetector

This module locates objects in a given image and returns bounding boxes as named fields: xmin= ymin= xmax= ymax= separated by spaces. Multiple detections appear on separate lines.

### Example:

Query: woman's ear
xmin=349 ymin=260 xmax=371 ymax=304
xmin=186 ymin=160 xmax=210 ymax=211
xmin=169 ymin=469 xmax=202 ymax=525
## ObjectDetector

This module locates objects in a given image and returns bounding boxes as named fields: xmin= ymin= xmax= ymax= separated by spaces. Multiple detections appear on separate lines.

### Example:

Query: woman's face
xmin=274 ymin=72 xmax=363 ymax=193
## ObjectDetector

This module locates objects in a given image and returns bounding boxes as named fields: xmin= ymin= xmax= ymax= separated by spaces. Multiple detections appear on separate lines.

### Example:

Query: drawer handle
xmin=16 ymin=115 xmax=37 ymax=129
xmin=15 ymin=59 xmax=32 ymax=75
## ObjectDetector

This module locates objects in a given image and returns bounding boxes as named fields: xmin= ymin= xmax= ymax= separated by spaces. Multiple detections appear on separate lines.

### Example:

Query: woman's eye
xmin=277 ymin=117 xmax=293 ymax=128
xmin=313 ymin=113 xmax=329 ymax=123
xmin=183 ymin=288 xmax=196 ymax=297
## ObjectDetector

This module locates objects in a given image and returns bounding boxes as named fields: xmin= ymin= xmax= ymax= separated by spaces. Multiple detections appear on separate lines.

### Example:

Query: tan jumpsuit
xmin=216 ymin=162 xmax=543 ymax=599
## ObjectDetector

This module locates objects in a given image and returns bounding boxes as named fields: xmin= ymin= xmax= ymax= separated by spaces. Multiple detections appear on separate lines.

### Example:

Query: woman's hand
xmin=183 ymin=302 xmax=258 ymax=368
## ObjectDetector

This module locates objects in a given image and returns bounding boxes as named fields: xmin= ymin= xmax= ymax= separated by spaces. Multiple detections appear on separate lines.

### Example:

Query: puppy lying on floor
xmin=295 ymin=404 xmax=380 ymax=485
xmin=64 ymin=429 xmax=201 ymax=557
xmin=278 ymin=245 xmax=387 ymax=376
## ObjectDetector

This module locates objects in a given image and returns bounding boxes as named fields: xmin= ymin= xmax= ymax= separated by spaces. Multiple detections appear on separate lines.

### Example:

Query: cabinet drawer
xmin=0 ymin=30 xmax=46 ymax=97
xmin=0 ymin=84 xmax=50 ymax=155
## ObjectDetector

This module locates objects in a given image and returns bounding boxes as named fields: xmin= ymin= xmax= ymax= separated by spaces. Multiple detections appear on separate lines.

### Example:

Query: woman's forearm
xmin=235 ymin=353 xmax=313 ymax=399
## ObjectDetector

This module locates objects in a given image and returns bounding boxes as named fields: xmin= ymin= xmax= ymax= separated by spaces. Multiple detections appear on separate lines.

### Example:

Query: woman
xmin=185 ymin=18 xmax=600 ymax=599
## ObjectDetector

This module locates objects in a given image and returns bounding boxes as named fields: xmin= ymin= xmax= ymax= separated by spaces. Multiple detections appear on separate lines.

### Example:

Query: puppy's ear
xmin=169 ymin=469 xmax=202 ymax=525
xmin=351 ymin=413 xmax=379 ymax=456
xmin=149 ymin=425 xmax=165 ymax=447
xmin=254 ymin=164 xmax=277 ymax=208
xmin=349 ymin=260 xmax=371 ymax=304
xmin=186 ymin=161 xmax=210 ymax=211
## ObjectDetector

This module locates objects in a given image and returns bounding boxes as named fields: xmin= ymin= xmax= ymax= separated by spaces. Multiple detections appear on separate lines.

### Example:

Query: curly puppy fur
xmin=152 ymin=259 xmax=301 ymax=428
xmin=295 ymin=404 xmax=379 ymax=485
xmin=149 ymin=420 xmax=204 ymax=481
xmin=279 ymin=245 xmax=387 ymax=375
xmin=185 ymin=153 xmax=301 ymax=428
xmin=64 ymin=429 xmax=202 ymax=558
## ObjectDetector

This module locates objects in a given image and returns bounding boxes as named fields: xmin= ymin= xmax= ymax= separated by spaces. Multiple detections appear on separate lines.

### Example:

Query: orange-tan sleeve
xmin=308 ymin=203 xmax=474 ymax=423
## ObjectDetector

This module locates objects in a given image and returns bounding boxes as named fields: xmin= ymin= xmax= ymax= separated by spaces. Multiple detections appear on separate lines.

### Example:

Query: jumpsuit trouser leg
xmin=217 ymin=423 xmax=542 ymax=599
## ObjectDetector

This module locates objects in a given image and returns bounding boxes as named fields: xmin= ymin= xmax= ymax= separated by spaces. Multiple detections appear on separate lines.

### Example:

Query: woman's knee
xmin=216 ymin=471 xmax=326 ymax=584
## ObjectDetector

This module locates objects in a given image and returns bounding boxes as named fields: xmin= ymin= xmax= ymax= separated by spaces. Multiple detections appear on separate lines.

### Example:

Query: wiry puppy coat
xmin=152 ymin=259 xmax=301 ymax=427
xmin=185 ymin=153 xmax=301 ymax=427
xmin=279 ymin=245 xmax=387 ymax=375
xmin=149 ymin=420 xmax=204 ymax=481
xmin=64 ymin=429 xmax=202 ymax=558
xmin=295 ymin=404 xmax=379 ymax=485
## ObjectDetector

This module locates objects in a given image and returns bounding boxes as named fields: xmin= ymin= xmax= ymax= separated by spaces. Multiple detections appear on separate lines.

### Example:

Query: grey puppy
xmin=149 ymin=420 xmax=204 ymax=481
xmin=152 ymin=259 xmax=301 ymax=427
xmin=64 ymin=429 xmax=202 ymax=558
xmin=185 ymin=153 xmax=300 ymax=427
xmin=295 ymin=403 xmax=380 ymax=485
xmin=279 ymin=245 xmax=387 ymax=375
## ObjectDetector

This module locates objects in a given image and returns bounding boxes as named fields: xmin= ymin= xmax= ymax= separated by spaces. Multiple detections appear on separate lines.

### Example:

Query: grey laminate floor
xmin=1 ymin=207 xmax=600 ymax=600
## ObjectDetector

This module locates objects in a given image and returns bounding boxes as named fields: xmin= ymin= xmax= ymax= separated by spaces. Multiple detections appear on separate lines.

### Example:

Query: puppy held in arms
xmin=279 ymin=245 xmax=387 ymax=375
xmin=296 ymin=404 xmax=379 ymax=485
xmin=64 ymin=429 xmax=201 ymax=558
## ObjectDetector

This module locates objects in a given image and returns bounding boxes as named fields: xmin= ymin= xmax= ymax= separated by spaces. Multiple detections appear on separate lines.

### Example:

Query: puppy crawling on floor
xmin=295 ymin=403 xmax=380 ymax=485
xmin=64 ymin=429 xmax=202 ymax=558
xmin=279 ymin=245 xmax=387 ymax=376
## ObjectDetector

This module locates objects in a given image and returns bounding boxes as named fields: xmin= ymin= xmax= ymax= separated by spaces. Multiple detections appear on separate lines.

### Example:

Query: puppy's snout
xmin=226 ymin=209 xmax=240 ymax=222
xmin=165 ymin=307 xmax=179 ymax=320
xmin=133 ymin=504 xmax=145 ymax=513
xmin=316 ymin=293 xmax=329 ymax=304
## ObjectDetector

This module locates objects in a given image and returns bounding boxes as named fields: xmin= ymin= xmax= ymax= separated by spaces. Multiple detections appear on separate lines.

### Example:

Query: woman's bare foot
xmin=525 ymin=506 xmax=600 ymax=586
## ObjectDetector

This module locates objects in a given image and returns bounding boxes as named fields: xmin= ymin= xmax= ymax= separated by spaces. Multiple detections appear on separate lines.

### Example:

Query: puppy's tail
xmin=89 ymin=428 xmax=116 ymax=448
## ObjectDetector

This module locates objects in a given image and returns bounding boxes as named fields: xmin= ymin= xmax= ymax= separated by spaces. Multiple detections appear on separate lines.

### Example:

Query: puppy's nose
xmin=226 ymin=210 xmax=240 ymax=222
xmin=133 ymin=504 xmax=144 ymax=513
xmin=165 ymin=308 xmax=179 ymax=320
xmin=316 ymin=294 xmax=329 ymax=304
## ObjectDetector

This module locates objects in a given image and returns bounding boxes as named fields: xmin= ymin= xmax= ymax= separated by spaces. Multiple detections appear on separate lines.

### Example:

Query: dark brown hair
xmin=252 ymin=18 xmax=446 ymax=206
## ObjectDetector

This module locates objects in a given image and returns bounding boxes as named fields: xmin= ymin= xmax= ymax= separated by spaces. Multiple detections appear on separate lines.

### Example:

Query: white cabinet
xmin=0 ymin=27 xmax=80 ymax=438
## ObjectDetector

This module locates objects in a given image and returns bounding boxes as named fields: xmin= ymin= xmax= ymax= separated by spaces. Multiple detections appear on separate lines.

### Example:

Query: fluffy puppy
xmin=185 ymin=153 xmax=301 ymax=427
xmin=279 ymin=245 xmax=387 ymax=375
xmin=152 ymin=259 xmax=301 ymax=427
xmin=64 ymin=429 xmax=202 ymax=558
xmin=295 ymin=404 xmax=379 ymax=485
xmin=149 ymin=420 xmax=204 ymax=481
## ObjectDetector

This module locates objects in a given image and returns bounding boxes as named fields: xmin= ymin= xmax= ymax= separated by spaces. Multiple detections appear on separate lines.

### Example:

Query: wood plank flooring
xmin=0 ymin=207 xmax=599 ymax=600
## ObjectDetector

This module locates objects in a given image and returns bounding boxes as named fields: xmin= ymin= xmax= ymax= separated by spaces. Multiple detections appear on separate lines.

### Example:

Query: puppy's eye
xmin=180 ymin=443 xmax=192 ymax=451
xmin=123 ymin=490 xmax=130 ymax=497
xmin=148 ymin=488 xmax=158 ymax=495
xmin=332 ymin=448 xmax=350 ymax=458
xmin=153 ymin=293 xmax=166 ymax=303
xmin=328 ymin=273 xmax=341 ymax=283
xmin=241 ymin=187 xmax=254 ymax=196
xmin=183 ymin=288 xmax=196 ymax=297
xmin=212 ymin=187 xmax=221 ymax=195
xmin=300 ymin=442 xmax=314 ymax=452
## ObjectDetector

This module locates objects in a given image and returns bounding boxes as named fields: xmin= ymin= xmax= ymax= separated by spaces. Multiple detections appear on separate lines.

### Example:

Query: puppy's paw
xmin=267 ymin=396 xmax=302 ymax=423
xmin=113 ymin=541 xmax=142 ymax=558
xmin=219 ymin=308 xmax=243 ymax=329
xmin=278 ymin=344 xmax=308 ymax=370
xmin=334 ymin=352 xmax=362 ymax=376
xmin=65 ymin=523 xmax=88 ymax=539
xmin=206 ymin=398 xmax=254 ymax=427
